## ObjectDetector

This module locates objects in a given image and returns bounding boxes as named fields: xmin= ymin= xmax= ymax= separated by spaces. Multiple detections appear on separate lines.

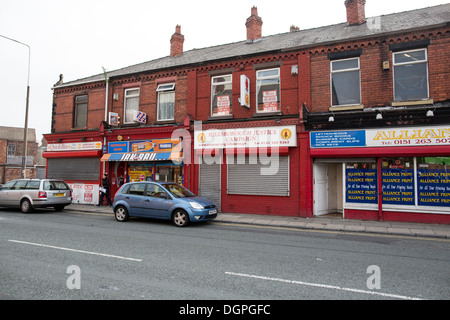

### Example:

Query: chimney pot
xmin=345 ymin=0 xmax=366 ymax=25
xmin=246 ymin=6 xmax=263 ymax=42
xmin=170 ymin=25 xmax=184 ymax=57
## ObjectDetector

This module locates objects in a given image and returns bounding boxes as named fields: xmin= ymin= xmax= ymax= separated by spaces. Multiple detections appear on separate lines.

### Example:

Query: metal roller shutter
xmin=227 ymin=156 xmax=289 ymax=196
xmin=199 ymin=162 xmax=221 ymax=211
xmin=47 ymin=158 xmax=100 ymax=180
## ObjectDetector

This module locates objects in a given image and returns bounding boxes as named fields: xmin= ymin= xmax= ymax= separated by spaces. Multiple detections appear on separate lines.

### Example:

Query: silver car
xmin=0 ymin=179 xmax=72 ymax=213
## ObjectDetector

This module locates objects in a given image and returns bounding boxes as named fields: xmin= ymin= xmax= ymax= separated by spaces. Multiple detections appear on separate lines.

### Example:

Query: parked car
xmin=113 ymin=182 xmax=218 ymax=227
xmin=0 ymin=179 xmax=72 ymax=213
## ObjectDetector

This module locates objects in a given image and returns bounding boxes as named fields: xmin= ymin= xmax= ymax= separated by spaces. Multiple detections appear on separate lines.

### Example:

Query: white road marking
xmin=8 ymin=240 xmax=142 ymax=262
xmin=225 ymin=271 xmax=423 ymax=300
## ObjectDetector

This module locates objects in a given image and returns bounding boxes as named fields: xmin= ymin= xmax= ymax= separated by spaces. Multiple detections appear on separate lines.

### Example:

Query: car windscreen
xmin=43 ymin=181 xmax=70 ymax=190
xmin=163 ymin=184 xmax=195 ymax=198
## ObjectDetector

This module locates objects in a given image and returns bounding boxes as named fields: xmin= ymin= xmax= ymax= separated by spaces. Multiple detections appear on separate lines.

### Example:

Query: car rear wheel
xmin=172 ymin=209 xmax=189 ymax=227
xmin=20 ymin=199 xmax=33 ymax=213
xmin=114 ymin=205 xmax=129 ymax=222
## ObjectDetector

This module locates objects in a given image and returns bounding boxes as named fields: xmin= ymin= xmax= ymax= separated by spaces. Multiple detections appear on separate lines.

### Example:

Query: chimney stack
xmin=246 ymin=6 xmax=263 ymax=42
xmin=170 ymin=25 xmax=184 ymax=57
xmin=345 ymin=0 xmax=366 ymax=25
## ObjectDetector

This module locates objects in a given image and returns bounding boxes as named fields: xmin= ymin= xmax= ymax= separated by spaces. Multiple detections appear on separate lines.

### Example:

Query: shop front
xmin=310 ymin=125 xmax=450 ymax=224
xmin=42 ymin=139 xmax=104 ymax=205
xmin=194 ymin=123 xmax=301 ymax=216
xmin=101 ymin=138 xmax=183 ymax=196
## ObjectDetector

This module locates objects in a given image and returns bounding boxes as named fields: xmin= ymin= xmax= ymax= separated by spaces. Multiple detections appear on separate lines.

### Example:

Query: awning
xmin=101 ymin=152 xmax=182 ymax=162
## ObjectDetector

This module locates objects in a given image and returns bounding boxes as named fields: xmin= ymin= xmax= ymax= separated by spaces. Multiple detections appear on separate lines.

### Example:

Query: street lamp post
xmin=0 ymin=35 xmax=31 ymax=178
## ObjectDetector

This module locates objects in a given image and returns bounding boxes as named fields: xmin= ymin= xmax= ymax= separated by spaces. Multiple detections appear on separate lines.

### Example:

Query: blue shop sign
xmin=311 ymin=130 xmax=366 ymax=148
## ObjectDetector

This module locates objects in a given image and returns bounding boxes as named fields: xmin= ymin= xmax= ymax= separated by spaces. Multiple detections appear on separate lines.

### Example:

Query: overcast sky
xmin=1 ymin=0 xmax=448 ymax=143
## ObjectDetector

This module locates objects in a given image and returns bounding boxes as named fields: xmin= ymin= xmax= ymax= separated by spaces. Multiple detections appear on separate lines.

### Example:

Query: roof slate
xmin=56 ymin=4 xmax=450 ymax=88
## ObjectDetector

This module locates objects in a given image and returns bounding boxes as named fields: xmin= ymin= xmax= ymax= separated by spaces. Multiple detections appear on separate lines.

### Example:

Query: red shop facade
xmin=310 ymin=125 xmax=450 ymax=224
xmin=190 ymin=118 xmax=310 ymax=217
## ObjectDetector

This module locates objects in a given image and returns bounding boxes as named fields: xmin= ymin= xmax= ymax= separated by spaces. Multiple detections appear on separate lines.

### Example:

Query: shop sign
xmin=194 ymin=125 xmax=297 ymax=149
xmin=47 ymin=141 xmax=102 ymax=152
xmin=311 ymin=125 xmax=450 ymax=148
xmin=108 ymin=139 xmax=181 ymax=154
xmin=240 ymin=75 xmax=250 ymax=108
xmin=109 ymin=112 xmax=119 ymax=126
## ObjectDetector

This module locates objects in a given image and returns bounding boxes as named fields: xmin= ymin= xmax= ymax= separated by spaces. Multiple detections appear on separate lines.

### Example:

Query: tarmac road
xmin=0 ymin=207 xmax=449 ymax=304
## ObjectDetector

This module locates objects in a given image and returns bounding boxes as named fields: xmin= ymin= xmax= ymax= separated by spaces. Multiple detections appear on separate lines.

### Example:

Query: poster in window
xmin=262 ymin=90 xmax=278 ymax=112
xmin=217 ymin=95 xmax=230 ymax=115
xmin=417 ymin=169 xmax=450 ymax=207
xmin=381 ymin=169 xmax=415 ymax=205
xmin=345 ymin=168 xmax=378 ymax=204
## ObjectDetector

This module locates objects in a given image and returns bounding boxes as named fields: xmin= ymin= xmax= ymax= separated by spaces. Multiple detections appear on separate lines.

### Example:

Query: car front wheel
xmin=114 ymin=205 xmax=129 ymax=222
xmin=172 ymin=209 xmax=189 ymax=227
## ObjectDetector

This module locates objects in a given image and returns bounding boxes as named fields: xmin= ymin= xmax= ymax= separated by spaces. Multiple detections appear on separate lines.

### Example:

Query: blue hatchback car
xmin=113 ymin=182 xmax=218 ymax=227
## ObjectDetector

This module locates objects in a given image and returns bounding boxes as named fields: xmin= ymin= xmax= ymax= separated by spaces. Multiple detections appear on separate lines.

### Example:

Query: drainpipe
xmin=102 ymin=67 xmax=109 ymax=175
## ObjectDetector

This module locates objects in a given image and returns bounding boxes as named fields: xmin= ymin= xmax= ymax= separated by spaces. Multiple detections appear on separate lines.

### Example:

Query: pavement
xmin=65 ymin=203 xmax=450 ymax=240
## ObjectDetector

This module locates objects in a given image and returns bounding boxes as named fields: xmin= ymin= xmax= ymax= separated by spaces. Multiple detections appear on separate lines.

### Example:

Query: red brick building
xmin=44 ymin=2 xmax=450 ymax=223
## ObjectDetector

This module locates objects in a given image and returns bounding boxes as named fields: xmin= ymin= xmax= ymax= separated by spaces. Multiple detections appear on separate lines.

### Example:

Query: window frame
xmin=330 ymin=57 xmax=361 ymax=107
xmin=392 ymin=48 xmax=429 ymax=101
xmin=73 ymin=95 xmax=88 ymax=129
xmin=211 ymin=74 xmax=233 ymax=117
xmin=124 ymin=88 xmax=140 ymax=124
xmin=156 ymin=83 xmax=175 ymax=121
xmin=256 ymin=68 xmax=281 ymax=113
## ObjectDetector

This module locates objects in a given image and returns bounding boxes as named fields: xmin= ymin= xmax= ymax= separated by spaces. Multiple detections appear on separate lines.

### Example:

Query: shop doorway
xmin=313 ymin=161 xmax=343 ymax=217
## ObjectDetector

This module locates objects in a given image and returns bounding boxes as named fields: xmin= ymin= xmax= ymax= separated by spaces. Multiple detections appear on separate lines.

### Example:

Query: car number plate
xmin=209 ymin=209 xmax=217 ymax=215
xmin=54 ymin=193 xmax=64 ymax=197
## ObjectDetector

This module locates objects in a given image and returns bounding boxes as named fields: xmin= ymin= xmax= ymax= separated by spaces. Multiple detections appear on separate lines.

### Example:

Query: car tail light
xmin=38 ymin=191 xmax=47 ymax=199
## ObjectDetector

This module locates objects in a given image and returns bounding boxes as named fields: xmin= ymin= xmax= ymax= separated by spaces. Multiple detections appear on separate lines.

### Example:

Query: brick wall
xmin=309 ymin=27 xmax=450 ymax=113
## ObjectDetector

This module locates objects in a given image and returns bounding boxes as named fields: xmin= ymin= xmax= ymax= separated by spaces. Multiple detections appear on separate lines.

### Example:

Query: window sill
xmin=252 ymin=111 xmax=282 ymax=117
xmin=208 ymin=115 xmax=234 ymax=121
xmin=120 ymin=122 xmax=140 ymax=128
xmin=329 ymin=104 xmax=364 ymax=111
xmin=155 ymin=119 xmax=175 ymax=125
xmin=391 ymin=99 xmax=433 ymax=107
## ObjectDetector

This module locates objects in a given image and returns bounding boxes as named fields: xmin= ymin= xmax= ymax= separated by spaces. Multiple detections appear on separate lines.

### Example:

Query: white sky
xmin=1 ymin=0 xmax=448 ymax=143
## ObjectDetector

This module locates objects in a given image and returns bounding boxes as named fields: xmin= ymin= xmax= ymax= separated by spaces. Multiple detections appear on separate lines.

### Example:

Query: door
xmin=143 ymin=183 xmax=173 ymax=218
xmin=314 ymin=163 xmax=329 ymax=216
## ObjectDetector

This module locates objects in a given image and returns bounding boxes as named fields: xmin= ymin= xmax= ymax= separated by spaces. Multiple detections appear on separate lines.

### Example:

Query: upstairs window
xmin=157 ymin=83 xmax=175 ymax=121
xmin=211 ymin=75 xmax=232 ymax=116
xmin=7 ymin=144 xmax=16 ymax=156
xmin=256 ymin=68 xmax=280 ymax=113
xmin=331 ymin=58 xmax=361 ymax=106
xmin=74 ymin=95 xmax=88 ymax=129
xmin=124 ymin=88 xmax=140 ymax=123
xmin=393 ymin=49 xmax=429 ymax=101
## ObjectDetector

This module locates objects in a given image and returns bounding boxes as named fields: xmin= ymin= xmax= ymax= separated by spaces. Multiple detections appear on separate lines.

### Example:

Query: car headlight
xmin=189 ymin=202 xmax=204 ymax=209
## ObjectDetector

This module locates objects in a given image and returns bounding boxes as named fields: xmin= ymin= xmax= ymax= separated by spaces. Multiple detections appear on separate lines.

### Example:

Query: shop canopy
xmin=100 ymin=152 xmax=182 ymax=162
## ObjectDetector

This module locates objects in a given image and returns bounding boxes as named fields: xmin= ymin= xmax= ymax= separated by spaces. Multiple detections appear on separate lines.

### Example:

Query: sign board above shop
xmin=194 ymin=125 xmax=297 ymax=150
xmin=47 ymin=141 xmax=102 ymax=152
xmin=311 ymin=125 xmax=450 ymax=149
xmin=102 ymin=138 xmax=182 ymax=162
